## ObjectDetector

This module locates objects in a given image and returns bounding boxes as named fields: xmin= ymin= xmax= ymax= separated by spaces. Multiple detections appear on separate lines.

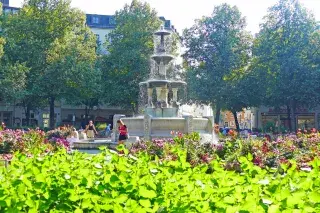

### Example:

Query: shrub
xmin=0 ymin=129 xmax=70 ymax=158
xmin=0 ymin=148 xmax=320 ymax=212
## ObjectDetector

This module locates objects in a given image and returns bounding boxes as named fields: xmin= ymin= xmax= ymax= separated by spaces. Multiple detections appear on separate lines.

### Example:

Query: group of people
xmin=82 ymin=119 xmax=128 ymax=144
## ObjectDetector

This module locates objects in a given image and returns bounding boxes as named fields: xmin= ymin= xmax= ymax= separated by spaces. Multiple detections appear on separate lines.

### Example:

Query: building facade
xmin=0 ymin=0 xmax=9 ymax=6
xmin=219 ymin=109 xmax=256 ymax=130
xmin=255 ymin=106 xmax=319 ymax=132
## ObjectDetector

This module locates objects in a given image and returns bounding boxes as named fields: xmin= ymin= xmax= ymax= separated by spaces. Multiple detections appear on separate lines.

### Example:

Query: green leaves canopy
xmin=2 ymin=0 xmax=97 ymax=127
xmin=251 ymin=0 xmax=320 ymax=130
xmin=102 ymin=0 xmax=161 ymax=113
xmin=183 ymin=4 xmax=252 ymax=123
xmin=0 ymin=3 xmax=29 ymax=103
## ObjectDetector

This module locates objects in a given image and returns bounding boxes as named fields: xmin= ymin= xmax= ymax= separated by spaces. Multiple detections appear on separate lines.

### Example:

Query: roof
xmin=1 ymin=4 xmax=178 ymax=34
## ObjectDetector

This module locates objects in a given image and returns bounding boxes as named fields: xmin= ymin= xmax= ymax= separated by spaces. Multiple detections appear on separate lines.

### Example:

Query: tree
xmin=64 ymin=60 xmax=103 ymax=121
xmin=2 ymin=0 xmax=96 ymax=128
xmin=183 ymin=4 xmax=252 ymax=125
xmin=0 ymin=3 xmax=4 ymax=59
xmin=0 ymin=3 xmax=28 ymax=105
xmin=39 ymin=27 xmax=96 ymax=127
xmin=102 ymin=0 xmax=162 ymax=114
xmin=252 ymin=0 xmax=320 ymax=131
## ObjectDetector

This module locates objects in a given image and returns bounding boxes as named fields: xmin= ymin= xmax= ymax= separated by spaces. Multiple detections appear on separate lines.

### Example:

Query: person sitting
xmin=71 ymin=128 xmax=79 ymax=140
xmin=117 ymin=120 xmax=128 ymax=145
xmin=85 ymin=120 xmax=98 ymax=139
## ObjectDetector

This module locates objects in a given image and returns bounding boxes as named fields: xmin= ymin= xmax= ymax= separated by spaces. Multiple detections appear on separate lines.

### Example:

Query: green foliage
xmin=95 ymin=122 xmax=107 ymax=131
xmin=251 ymin=0 xmax=320 ymax=130
xmin=102 ymin=0 xmax=162 ymax=113
xmin=0 ymin=4 xmax=29 ymax=102
xmin=1 ymin=144 xmax=320 ymax=212
xmin=0 ymin=62 xmax=29 ymax=102
xmin=183 ymin=4 xmax=253 ymax=124
xmin=2 ymin=0 xmax=97 ymax=128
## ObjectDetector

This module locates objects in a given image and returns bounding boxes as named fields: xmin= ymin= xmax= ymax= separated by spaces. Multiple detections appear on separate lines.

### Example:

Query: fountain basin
xmin=171 ymin=80 xmax=187 ymax=88
xmin=142 ymin=79 xmax=170 ymax=87
xmin=145 ymin=107 xmax=178 ymax=117
xmin=72 ymin=137 xmax=138 ymax=150
xmin=151 ymin=54 xmax=174 ymax=64
xmin=120 ymin=115 xmax=215 ymax=142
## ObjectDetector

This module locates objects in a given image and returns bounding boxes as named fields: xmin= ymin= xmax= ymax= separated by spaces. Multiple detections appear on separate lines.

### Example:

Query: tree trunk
xmin=84 ymin=106 xmax=90 ymax=123
xmin=214 ymin=103 xmax=221 ymax=125
xmin=132 ymin=101 xmax=139 ymax=116
xmin=290 ymin=100 xmax=296 ymax=132
xmin=232 ymin=110 xmax=240 ymax=132
xmin=25 ymin=104 xmax=31 ymax=126
xmin=286 ymin=104 xmax=292 ymax=131
xmin=49 ymin=97 xmax=55 ymax=129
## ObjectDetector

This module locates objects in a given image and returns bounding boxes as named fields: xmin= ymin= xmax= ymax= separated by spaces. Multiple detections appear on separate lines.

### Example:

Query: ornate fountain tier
xmin=139 ymin=79 xmax=186 ymax=88
xmin=154 ymin=27 xmax=171 ymax=36
xmin=139 ymin=79 xmax=186 ymax=118
xmin=151 ymin=53 xmax=174 ymax=65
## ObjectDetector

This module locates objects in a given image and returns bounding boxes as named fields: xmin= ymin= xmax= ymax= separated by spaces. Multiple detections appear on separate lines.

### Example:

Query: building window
xmin=92 ymin=16 xmax=99 ymax=24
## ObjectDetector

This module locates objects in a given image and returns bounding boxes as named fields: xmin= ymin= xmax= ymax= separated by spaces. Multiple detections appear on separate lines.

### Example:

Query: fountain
xmin=114 ymin=26 xmax=216 ymax=143
xmin=73 ymin=26 xmax=217 ymax=152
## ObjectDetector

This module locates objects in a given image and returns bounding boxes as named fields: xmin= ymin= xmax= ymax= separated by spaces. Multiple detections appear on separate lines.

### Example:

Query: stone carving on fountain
xmin=139 ymin=25 xmax=186 ymax=117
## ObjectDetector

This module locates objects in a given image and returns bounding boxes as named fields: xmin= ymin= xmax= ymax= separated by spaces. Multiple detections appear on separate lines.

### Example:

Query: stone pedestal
xmin=159 ymin=61 xmax=166 ymax=78
xmin=172 ymin=88 xmax=178 ymax=102
xmin=144 ymin=114 xmax=152 ymax=141
xmin=147 ymin=88 xmax=153 ymax=107
xmin=183 ymin=115 xmax=194 ymax=134
xmin=156 ymin=87 xmax=162 ymax=102
xmin=162 ymin=87 xmax=169 ymax=107
xmin=112 ymin=114 xmax=126 ymax=142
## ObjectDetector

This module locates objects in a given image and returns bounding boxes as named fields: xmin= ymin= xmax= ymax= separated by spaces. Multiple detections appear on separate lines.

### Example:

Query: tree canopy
xmin=252 ymin=0 xmax=320 ymax=131
xmin=101 ymin=0 xmax=162 ymax=114
xmin=2 ymin=0 xmax=97 ymax=128
xmin=0 ymin=4 xmax=28 ymax=103
xmin=183 ymin=4 xmax=252 ymax=125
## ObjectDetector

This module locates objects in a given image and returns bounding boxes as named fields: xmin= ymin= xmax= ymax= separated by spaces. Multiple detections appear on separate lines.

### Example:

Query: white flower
xmin=258 ymin=179 xmax=269 ymax=185
xmin=262 ymin=199 xmax=272 ymax=205
xmin=301 ymin=167 xmax=312 ymax=172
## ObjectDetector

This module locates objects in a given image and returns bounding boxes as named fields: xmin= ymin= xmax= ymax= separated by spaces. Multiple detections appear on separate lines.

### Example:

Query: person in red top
xmin=117 ymin=119 xmax=128 ymax=144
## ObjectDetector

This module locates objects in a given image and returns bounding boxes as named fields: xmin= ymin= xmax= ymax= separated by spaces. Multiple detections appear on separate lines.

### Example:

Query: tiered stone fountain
xmin=73 ymin=26 xmax=216 ymax=152
xmin=113 ymin=26 xmax=215 ymax=142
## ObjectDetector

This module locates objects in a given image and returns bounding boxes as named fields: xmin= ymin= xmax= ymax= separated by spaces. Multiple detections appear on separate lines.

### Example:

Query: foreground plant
xmin=1 ymin=147 xmax=320 ymax=212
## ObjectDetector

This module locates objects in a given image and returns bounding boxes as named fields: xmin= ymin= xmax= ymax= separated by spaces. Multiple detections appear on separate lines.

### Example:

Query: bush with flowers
xmin=129 ymin=130 xmax=320 ymax=171
xmin=0 ymin=127 xmax=71 ymax=161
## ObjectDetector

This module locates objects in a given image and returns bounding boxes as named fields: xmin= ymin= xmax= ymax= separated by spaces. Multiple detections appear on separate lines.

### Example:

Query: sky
xmin=10 ymin=0 xmax=320 ymax=34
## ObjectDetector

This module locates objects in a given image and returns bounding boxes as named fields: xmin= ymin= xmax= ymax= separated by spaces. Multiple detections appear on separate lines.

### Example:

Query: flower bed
xmin=0 ymin=128 xmax=70 ymax=161
xmin=129 ymin=132 xmax=320 ymax=170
